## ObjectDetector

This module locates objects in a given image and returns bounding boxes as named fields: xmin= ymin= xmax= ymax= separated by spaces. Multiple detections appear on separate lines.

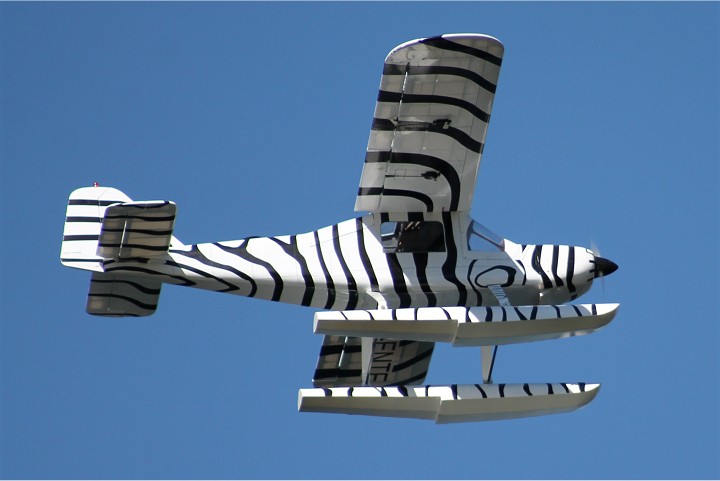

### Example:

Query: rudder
xmin=61 ymin=186 xmax=133 ymax=272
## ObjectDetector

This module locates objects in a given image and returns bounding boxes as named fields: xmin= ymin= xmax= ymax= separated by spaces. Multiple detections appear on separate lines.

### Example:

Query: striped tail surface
xmin=61 ymin=186 xmax=133 ymax=272
xmin=61 ymin=186 xmax=177 ymax=317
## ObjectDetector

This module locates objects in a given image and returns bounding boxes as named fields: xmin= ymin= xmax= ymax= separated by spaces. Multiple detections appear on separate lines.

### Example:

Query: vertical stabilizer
xmin=60 ymin=186 xmax=133 ymax=272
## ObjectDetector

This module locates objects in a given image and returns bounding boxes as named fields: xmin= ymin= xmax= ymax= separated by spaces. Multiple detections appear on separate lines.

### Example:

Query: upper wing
xmin=355 ymin=34 xmax=504 ymax=213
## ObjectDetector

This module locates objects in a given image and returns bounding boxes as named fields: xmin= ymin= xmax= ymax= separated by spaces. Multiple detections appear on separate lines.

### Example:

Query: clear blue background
xmin=1 ymin=2 xmax=718 ymax=479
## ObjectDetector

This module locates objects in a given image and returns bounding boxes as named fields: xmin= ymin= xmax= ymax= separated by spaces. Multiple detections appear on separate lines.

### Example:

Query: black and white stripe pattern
xmin=518 ymin=244 xmax=595 ymax=303
xmin=94 ymin=210 xmax=596 ymax=313
xmin=97 ymin=201 xmax=176 ymax=260
xmin=312 ymin=335 xmax=434 ymax=388
xmin=305 ymin=382 xmax=595 ymax=399
xmin=355 ymin=34 xmax=504 ymax=214
xmin=87 ymin=272 xmax=162 ymax=317
xmin=63 ymin=189 xmax=599 ymax=316
xmin=162 ymin=211 xmax=499 ymax=311
xmin=298 ymin=382 xmax=600 ymax=423
xmin=317 ymin=303 xmax=610 ymax=325
xmin=60 ymin=34 xmax=617 ymax=422
xmin=313 ymin=303 xmax=618 ymax=347
xmin=61 ymin=187 xmax=132 ymax=272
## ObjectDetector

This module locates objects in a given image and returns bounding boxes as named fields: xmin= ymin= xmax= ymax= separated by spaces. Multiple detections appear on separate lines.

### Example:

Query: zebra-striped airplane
xmin=60 ymin=34 xmax=619 ymax=423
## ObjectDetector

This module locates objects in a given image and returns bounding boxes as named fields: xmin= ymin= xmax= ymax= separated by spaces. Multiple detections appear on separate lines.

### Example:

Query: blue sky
xmin=1 ymin=2 xmax=718 ymax=479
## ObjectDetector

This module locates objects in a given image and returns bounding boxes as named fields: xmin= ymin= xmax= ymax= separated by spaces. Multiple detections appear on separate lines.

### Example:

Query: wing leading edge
xmin=355 ymin=34 xmax=504 ymax=214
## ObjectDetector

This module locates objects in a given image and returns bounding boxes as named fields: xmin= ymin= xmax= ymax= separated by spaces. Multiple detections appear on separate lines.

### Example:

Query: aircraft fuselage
xmin=104 ymin=211 xmax=604 ymax=311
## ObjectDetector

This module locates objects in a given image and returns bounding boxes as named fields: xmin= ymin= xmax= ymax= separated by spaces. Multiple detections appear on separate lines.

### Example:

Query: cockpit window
xmin=381 ymin=221 xmax=445 ymax=253
xmin=467 ymin=221 xmax=505 ymax=252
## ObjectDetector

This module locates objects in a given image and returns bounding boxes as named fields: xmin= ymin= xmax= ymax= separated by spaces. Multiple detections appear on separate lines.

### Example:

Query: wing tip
xmin=387 ymin=33 xmax=504 ymax=62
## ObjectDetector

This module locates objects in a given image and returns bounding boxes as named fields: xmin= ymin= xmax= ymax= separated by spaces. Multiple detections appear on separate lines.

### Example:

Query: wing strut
xmin=482 ymin=284 xmax=510 ymax=383
xmin=360 ymin=337 xmax=374 ymax=386
xmin=481 ymin=345 xmax=498 ymax=384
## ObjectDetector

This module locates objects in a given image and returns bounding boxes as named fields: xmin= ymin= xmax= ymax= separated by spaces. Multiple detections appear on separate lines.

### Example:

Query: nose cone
xmin=594 ymin=256 xmax=618 ymax=278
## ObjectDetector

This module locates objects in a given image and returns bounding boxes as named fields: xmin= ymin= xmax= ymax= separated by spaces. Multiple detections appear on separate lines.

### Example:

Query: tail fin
xmin=61 ymin=186 xmax=179 ymax=317
xmin=61 ymin=186 xmax=133 ymax=272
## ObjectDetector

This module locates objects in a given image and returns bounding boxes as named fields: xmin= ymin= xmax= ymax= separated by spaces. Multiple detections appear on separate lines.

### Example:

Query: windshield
xmin=467 ymin=221 xmax=505 ymax=252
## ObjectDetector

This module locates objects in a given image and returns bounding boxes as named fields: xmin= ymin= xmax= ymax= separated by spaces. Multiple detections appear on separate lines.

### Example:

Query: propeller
xmin=594 ymin=256 xmax=619 ymax=278
xmin=590 ymin=239 xmax=618 ymax=295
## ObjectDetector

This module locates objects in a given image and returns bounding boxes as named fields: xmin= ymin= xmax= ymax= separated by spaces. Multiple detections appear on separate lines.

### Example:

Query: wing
xmin=312 ymin=335 xmax=434 ymax=387
xmin=355 ymin=34 xmax=504 ymax=213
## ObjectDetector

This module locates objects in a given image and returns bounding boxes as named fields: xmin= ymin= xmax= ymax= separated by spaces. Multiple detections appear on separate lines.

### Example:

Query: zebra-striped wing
xmin=355 ymin=34 xmax=503 ymax=213
xmin=313 ymin=335 xmax=434 ymax=387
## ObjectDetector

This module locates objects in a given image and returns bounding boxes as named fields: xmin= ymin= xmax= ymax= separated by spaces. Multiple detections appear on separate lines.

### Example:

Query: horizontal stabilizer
xmin=314 ymin=304 xmax=619 ymax=346
xmin=299 ymin=383 xmax=600 ymax=423
xmin=87 ymin=272 xmax=162 ymax=317
xmin=98 ymin=201 xmax=176 ymax=260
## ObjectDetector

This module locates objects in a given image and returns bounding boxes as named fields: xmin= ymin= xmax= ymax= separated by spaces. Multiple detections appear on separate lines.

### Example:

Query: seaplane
xmin=60 ymin=34 xmax=619 ymax=423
